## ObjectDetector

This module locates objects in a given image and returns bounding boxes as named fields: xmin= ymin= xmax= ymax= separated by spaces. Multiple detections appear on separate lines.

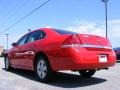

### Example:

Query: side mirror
xmin=12 ymin=43 xmax=17 ymax=47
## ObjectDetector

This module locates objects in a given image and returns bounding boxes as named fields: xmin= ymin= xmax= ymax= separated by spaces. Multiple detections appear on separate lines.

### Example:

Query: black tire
xmin=4 ymin=56 xmax=12 ymax=71
xmin=79 ymin=69 xmax=96 ymax=78
xmin=35 ymin=55 xmax=53 ymax=83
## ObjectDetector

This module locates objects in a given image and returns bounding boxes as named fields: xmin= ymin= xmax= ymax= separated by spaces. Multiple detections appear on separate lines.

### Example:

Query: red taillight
xmin=62 ymin=35 xmax=82 ymax=48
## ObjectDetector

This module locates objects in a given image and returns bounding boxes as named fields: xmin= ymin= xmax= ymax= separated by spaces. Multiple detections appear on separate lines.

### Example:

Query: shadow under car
xmin=2 ymin=68 xmax=107 ymax=88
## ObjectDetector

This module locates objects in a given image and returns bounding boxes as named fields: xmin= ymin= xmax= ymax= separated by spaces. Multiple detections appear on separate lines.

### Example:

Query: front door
xmin=10 ymin=34 xmax=30 ymax=68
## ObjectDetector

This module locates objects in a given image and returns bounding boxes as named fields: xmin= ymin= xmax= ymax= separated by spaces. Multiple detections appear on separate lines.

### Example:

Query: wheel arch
xmin=33 ymin=51 xmax=53 ymax=70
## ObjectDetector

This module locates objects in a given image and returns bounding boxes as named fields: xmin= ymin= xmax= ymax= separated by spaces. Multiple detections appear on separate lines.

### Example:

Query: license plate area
xmin=99 ymin=55 xmax=107 ymax=62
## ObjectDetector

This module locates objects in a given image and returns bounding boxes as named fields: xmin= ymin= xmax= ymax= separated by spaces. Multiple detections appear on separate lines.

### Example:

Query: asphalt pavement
xmin=0 ymin=57 xmax=120 ymax=90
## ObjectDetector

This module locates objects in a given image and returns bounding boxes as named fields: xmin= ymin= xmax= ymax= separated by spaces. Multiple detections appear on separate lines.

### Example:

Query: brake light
xmin=62 ymin=35 xmax=82 ymax=48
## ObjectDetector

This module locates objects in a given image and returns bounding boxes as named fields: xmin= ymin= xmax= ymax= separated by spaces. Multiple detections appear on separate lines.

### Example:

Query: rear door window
xmin=27 ymin=30 xmax=46 ymax=43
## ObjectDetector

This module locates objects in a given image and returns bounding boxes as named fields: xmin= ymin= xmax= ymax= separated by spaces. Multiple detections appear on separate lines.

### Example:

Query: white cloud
xmin=44 ymin=26 xmax=53 ymax=28
xmin=64 ymin=20 xmax=120 ymax=38
xmin=109 ymin=19 xmax=120 ymax=24
xmin=108 ymin=20 xmax=120 ymax=37
xmin=64 ymin=19 xmax=120 ymax=47
xmin=65 ymin=21 xmax=105 ymax=37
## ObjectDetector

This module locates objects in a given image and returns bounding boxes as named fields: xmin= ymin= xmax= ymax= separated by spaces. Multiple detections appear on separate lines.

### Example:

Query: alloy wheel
xmin=37 ymin=59 xmax=47 ymax=79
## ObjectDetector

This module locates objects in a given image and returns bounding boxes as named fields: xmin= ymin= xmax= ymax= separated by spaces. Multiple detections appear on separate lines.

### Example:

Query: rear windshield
xmin=54 ymin=29 xmax=78 ymax=34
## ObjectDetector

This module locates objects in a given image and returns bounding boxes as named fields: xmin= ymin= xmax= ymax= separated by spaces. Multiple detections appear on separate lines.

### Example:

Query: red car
xmin=4 ymin=28 xmax=116 ymax=82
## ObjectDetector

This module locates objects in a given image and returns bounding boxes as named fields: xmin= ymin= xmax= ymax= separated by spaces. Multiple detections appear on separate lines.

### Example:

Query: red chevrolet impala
xmin=4 ymin=28 xmax=116 ymax=82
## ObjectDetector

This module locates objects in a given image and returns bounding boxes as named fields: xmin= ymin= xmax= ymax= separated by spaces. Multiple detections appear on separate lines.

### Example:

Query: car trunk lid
xmin=77 ymin=34 xmax=112 ymax=50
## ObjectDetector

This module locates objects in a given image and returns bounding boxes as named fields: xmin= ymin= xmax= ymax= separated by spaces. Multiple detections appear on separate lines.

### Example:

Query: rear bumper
xmin=71 ymin=49 xmax=116 ymax=70
xmin=62 ymin=61 xmax=115 ymax=71
xmin=50 ymin=47 xmax=116 ymax=71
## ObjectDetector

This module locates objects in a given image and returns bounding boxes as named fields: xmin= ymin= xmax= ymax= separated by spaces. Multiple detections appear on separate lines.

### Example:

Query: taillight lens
xmin=62 ymin=35 xmax=82 ymax=48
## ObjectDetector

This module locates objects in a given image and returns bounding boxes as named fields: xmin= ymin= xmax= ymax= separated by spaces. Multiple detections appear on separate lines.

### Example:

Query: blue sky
xmin=0 ymin=0 xmax=120 ymax=49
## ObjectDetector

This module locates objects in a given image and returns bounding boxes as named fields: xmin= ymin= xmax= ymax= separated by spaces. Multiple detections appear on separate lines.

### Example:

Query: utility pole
xmin=101 ymin=0 xmax=109 ymax=38
xmin=5 ymin=34 xmax=9 ymax=50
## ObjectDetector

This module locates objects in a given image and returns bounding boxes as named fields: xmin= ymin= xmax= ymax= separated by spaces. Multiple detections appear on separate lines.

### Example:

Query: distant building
xmin=0 ymin=45 xmax=4 ymax=56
